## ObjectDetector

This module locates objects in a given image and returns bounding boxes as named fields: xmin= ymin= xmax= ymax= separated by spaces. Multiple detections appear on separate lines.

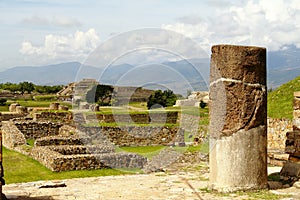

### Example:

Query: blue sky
xmin=1 ymin=0 xmax=300 ymax=70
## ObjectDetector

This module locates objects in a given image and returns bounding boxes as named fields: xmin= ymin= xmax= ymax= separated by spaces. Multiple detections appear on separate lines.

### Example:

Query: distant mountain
xmin=267 ymin=45 xmax=300 ymax=89
xmin=1 ymin=46 xmax=300 ymax=93
xmin=0 ymin=62 xmax=101 ymax=85
xmin=0 ymin=59 xmax=210 ymax=95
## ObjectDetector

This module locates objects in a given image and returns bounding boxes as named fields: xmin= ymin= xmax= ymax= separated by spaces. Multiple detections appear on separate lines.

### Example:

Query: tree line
xmin=0 ymin=82 xmax=63 ymax=94
xmin=86 ymin=84 xmax=178 ymax=109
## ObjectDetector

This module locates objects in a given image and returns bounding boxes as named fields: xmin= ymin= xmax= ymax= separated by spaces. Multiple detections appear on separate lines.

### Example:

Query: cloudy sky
xmin=1 ymin=0 xmax=300 ymax=70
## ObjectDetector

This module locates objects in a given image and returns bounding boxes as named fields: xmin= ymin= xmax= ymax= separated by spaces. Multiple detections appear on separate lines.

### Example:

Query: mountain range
xmin=1 ymin=45 xmax=300 ymax=95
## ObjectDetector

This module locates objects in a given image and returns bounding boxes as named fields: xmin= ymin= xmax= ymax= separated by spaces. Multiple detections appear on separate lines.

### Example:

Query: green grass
xmin=268 ymin=76 xmax=300 ymax=119
xmin=235 ymin=190 xmax=291 ymax=200
xmin=3 ymin=147 xmax=137 ymax=184
xmin=128 ymin=101 xmax=147 ymax=109
xmin=84 ymin=122 xmax=179 ymax=128
xmin=26 ymin=139 xmax=35 ymax=147
xmin=33 ymin=95 xmax=57 ymax=101
xmin=0 ymin=104 xmax=9 ymax=111
xmin=199 ymin=187 xmax=291 ymax=200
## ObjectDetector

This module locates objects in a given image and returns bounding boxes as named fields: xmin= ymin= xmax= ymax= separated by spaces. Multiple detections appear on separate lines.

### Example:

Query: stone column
xmin=0 ymin=129 xmax=5 ymax=200
xmin=209 ymin=45 xmax=267 ymax=192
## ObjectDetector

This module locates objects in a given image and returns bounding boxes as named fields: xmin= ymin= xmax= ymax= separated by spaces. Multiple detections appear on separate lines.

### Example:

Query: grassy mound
xmin=268 ymin=76 xmax=300 ymax=119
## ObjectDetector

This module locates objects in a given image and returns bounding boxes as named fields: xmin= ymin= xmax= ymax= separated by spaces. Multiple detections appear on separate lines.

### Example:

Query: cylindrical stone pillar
xmin=209 ymin=45 xmax=267 ymax=192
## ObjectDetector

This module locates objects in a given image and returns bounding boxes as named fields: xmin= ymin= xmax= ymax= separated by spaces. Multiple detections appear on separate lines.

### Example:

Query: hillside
xmin=268 ymin=76 xmax=300 ymax=119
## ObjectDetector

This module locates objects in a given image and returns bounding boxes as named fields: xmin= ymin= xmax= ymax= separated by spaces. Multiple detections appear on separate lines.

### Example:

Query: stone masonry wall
xmin=14 ymin=121 xmax=62 ymax=139
xmin=268 ymin=118 xmax=292 ymax=151
xmin=1 ymin=121 xmax=26 ymax=148
xmin=0 ymin=112 xmax=26 ymax=122
xmin=78 ymin=126 xmax=184 ymax=146
xmin=33 ymin=111 xmax=73 ymax=124
xmin=284 ymin=92 xmax=300 ymax=161
xmin=30 ymin=146 xmax=147 ymax=172
xmin=84 ymin=111 xmax=179 ymax=124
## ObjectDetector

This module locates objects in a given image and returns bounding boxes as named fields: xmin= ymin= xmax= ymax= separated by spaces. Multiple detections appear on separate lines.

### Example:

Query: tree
xmin=199 ymin=100 xmax=207 ymax=108
xmin=147 ymin=89 xmax=177 ymax=109
xmin=34 ymin=85 xmax=63 ymax=94
xmin=19 ymin=81 xmax=35 ymax=94
xmin=86 ymin=84 xmax=114 ymax=106
xmin=0 ymin=98 xmax=7 ymax=106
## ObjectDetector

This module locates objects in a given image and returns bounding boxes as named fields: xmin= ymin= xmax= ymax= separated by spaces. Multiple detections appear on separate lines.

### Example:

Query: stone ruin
xmin=0 ymin=105 xmax=185 ymax=173
xmin=281 ymin=91 xmax=300 ymax=179
xmin=174 ymin=91 xmax=209 ymax=107
xmin=2 ymin=44 xmax=294 ymax=196
xmin=209 ymin=45 xmax=268 ymax=192
xmin=1 ymin=121 xmax=147 ymax=172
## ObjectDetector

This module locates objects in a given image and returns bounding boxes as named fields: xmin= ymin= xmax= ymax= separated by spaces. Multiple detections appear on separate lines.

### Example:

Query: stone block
xmin=58 ymin=105 xmax=69 ymax=111
xmin=280 ymin=161 xmax=300 ymax=177
xmin=15 ymin=106 xmax=27 ymax=114
xmin=286 ymin=131 xmax=295 ymax=139
xmin=294 ymin=91 xmax=300 ymax=98
xmin=294 ymin=97 xmax=300 ymax=110
xmin=49 ymin=103 xmax=59 ymax=110
xmin=294 ymin=110 xmax=300 ymax=119
xmin=9 ymin=103 xmax=20 ymax=112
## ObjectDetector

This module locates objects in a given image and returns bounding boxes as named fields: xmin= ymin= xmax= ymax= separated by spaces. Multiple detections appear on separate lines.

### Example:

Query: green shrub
xmin=0 ymin=98 xmax=7 ymax=106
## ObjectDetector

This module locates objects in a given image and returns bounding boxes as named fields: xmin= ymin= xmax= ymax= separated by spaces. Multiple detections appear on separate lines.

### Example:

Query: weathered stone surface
xmin=210 ymin=126 xmax=268 ymax=192
xmin=268 ymin=181 xmax=283 ymax=189
xmin=294 ymin=97 xmax=300 ymax=110
xmin=285 ymin=130 xmax=300 ymax=157
xmin=294 ymin=91 xmax=300 ymax=98
xmin=58 ymin=105 xmax=69 ymax=111
xmin=1 ymin=121 xmax=26 ymax=148
xmin=49 ymin=102 xmax=59 ymax=110
xmin=268 ymin=118 xmax=292 ymax=151
xmin=8 ymin=103 xmax=20 ymax=112
xmin=209 ymin=45 xmax=267 ymax=192
xmin=0 ymin=127 xmax=3 ymax=199
xmin=33 ymin=111 xmax=73 ymax=123
xmin=15 ymin=106 xmax=27 ymax=114
xmin=210 ymin=45 xmax=267 ymax=138
xmin=280 ymin=161 xmax=300 ymax=177
xmin=210 ymin=45 xmax=266 ymax=84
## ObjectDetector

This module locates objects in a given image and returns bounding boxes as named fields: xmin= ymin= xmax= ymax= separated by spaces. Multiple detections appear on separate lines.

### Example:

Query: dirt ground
xmin=3 ymin=153 xmax=300 ymax=200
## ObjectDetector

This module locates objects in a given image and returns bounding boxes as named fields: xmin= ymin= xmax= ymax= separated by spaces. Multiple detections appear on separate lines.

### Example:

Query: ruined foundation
xmin=209 ymin=45 xmax=268 ymax=192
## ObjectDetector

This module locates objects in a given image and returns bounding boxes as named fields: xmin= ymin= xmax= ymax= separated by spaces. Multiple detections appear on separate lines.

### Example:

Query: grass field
xmin=268 ymin=76 xmax=300 ymax=119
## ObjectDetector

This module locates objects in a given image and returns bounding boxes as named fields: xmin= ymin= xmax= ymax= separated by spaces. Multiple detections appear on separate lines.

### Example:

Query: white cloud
xmin=22 ymin=15 xmax=81 ymax=27
xmin=162 ymin=0 xmax=300 ymax=51
xmin=20 ymin=29 xmax=100 ymax=63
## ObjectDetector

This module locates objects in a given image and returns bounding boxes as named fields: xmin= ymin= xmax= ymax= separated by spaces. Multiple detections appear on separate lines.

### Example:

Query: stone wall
xmin=33 ymin=111 xmax=73 ymax=124
xmin=30 ymin=146 xmax=147 ymax=172
xmin=84 ymin=111 xmax=179 ymax=124
xmin=284 ymin=92 xmax=300 ymax=161
xmin=268 ymin=118 xmax=292 ymax=151
xmin=0 ymin=112 xmax=26 ymax=122
xmin=14 ymin=121 xmax=62 ymax=139
xmin=1 ymin=121 xmax=26 ymax=148
xmin=179 ymin=113 xmax=208 ymax=140
xmin=78 ymin=126 xmax=184 ymax=146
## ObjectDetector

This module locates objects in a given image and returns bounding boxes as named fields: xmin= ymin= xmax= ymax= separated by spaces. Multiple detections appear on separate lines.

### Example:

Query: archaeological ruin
xmin=209 ymin=44 xmax=268 ymax=192
xmin=2 ymin=44 xmax=300 ymax=198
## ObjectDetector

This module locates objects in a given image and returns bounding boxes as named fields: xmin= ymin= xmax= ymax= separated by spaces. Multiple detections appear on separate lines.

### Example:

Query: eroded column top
xmin=211 ymin=44 xmax=266 ymax=86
